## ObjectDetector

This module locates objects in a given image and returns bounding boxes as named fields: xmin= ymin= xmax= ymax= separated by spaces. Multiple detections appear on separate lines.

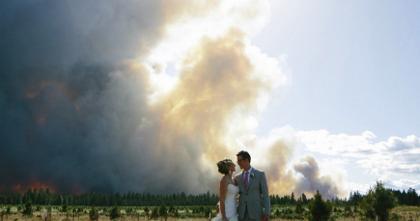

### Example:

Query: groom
xmin=235 ymin=151 xmax=271 ymax=221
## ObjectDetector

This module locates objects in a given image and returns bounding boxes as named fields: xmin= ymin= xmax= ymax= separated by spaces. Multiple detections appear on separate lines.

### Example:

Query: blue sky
xmin=255 ymin=0 xmax=420 ymax=140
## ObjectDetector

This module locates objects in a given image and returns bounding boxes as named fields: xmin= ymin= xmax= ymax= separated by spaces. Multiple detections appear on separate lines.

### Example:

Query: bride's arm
xmin=219 ymin=177 xmax=229 ymax=220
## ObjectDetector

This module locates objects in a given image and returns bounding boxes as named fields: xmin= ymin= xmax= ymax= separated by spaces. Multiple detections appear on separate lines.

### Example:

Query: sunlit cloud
xmin=288 ymin=128 xmax=420 ymax=193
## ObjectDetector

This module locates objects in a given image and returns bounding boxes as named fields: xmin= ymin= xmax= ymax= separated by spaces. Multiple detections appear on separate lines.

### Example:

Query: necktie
xmin=243 ymin=171 xmax=249 ymax=188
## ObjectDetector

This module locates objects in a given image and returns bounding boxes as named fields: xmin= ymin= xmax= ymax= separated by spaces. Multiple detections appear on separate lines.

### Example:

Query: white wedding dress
xmin=212 ymin=184 xmax=239 ymax=221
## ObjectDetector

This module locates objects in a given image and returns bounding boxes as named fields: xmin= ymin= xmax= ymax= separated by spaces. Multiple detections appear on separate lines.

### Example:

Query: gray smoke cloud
xmin=0 ymin=0 xmax=345 ymax=198
xmin=0 ymin=0 xmax=218 ymax=193
xmin=0 ymin=0 xmax=277 ymax=194
xmin=293 ymin=156 xmax=343 ymax=199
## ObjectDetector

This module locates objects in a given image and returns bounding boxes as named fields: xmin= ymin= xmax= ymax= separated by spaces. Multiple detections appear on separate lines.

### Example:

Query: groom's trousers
xmin=240 ymin=206 xmax=257 ymax=221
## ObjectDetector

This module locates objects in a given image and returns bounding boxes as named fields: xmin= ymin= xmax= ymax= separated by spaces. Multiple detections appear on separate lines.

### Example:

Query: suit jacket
xmin=235 ymin=168 xmax=271 ymax=220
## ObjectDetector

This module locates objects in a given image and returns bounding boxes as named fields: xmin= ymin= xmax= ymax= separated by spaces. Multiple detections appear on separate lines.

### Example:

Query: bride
xmin=212 ymin=159 xmax=239 ymax=221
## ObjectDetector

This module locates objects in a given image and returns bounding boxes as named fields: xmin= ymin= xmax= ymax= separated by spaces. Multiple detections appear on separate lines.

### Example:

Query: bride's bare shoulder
xmin=220 ymin=175 xmax=230 ymax=184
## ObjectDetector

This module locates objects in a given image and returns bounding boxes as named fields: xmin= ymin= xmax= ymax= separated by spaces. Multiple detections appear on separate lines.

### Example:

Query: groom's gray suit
xmin=235 ymin=167 xmax=271 ymax=221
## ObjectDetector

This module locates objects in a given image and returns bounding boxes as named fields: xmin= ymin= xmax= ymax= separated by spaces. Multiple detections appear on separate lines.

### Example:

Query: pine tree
xmin=295 ymin=200 xmax=304 ymax=214
xmin=159 ymin=205 xmax=168 ymax=221
xmin=150 ymin=207 xmax=159 ymax=220
xmin=89 ymin=207 xmax=99 ymax=221
xmin=309 ymin=190 xmax=332 ymax=221
xmin=22 ymin=201 xmax=33 ymax=217
xmin=361 ymin=181 xmax=396 ymax=221
xmin=110 ymin=206 xmax=121 ymax=220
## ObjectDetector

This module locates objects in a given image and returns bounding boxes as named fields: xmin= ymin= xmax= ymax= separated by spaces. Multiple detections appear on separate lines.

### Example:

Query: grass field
xmin=1 ymin=205 xmax=419 ymax=221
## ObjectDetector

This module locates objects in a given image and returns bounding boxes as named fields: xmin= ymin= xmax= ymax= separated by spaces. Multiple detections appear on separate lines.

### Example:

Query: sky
xmin=254 ymin=0 xmax=420 ymax=193
xmin=256 ymin=0 xmax=420 ymax=139
xmin=0 ymin=0 xmax=419 ymax=198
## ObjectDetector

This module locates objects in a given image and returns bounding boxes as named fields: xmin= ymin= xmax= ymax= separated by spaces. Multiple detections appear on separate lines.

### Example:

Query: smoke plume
xmin=294 ymin=156 xmax=344 ymax=199
xmin=0 ymin=0 xmax=344 ymax=197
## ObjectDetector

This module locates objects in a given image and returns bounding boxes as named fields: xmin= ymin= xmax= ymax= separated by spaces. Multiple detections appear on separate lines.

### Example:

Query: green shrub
xmin=110 ymin=206 xmax=121 ymax=220
xmin=89 ymin=207 xmax=99 ymax=221
xmin=22 ymin=202 xmax=33 ymax=217
xmin=361 ymin=182 xmax=397 ymax=221
xmin=309 ymin=190 xmax=332 ymax=221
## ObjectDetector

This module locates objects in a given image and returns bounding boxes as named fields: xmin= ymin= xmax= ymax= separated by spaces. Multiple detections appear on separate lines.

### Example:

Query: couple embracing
xmin=212 ymin=151 xmax=271 ymax=221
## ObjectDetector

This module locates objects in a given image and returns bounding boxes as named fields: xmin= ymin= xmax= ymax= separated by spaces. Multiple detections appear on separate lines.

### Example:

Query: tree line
xmin=0 ymin=190 xmax=218 ymax=206
xmin=348 ymin=187 xmax=420 ymax=206
xmin=0 ymin=186 xmax=418 ymax=207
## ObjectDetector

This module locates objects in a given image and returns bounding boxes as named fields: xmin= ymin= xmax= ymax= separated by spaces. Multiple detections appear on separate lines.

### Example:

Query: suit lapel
xmin=247 ymin=170 xmax=255 ymax=190
xmin=237 ymin=174 xmax=245 ymax=192
xmin=239 ymin=170 xmax=247 ymax=192
xmin=242 ymin=168 xmax=255 ymax=191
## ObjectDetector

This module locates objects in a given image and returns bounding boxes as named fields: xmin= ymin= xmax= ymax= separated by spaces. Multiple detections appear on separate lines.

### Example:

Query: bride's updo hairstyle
xmin=217 ymin=159 xmax=234 ymax=175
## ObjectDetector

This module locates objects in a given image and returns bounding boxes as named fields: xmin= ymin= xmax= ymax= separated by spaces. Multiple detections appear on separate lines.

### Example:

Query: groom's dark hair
xmin=236 ymin=150 xmax=251 ymax=162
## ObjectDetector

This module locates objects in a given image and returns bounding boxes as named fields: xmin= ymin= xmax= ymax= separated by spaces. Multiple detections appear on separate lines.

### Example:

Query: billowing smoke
xmin=0 ymin=0 xmax=345 ymax=197
xmin=238 ymin=128 xmax=345 ymax=199
xmin=293 ymin=156 xmax=344 ymax=199
xmin=0 ymin=0 xmax=216 ymax=193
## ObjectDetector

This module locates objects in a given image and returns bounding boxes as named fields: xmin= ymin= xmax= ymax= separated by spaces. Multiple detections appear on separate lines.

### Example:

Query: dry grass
xmin=1 ymin=206 xmax=419 ymax=221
